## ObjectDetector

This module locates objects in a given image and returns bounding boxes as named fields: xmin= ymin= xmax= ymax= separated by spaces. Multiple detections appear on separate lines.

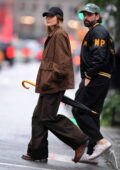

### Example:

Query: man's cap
xmin=42 ymin=7 xmax=63 ymax=17
xmin=79 ymin=3 xmax=101 ymax=14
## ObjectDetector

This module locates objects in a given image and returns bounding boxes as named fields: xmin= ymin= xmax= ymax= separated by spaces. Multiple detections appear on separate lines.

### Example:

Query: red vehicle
xmin=0 ymin=42 xmax=14 ymax=66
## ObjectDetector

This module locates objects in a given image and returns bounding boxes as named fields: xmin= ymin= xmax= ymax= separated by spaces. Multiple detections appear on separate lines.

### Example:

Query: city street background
xmin=0 ymin=0 xmax=120 ymax=169
xmin=0 ymin=62 xmax=119 ymax=170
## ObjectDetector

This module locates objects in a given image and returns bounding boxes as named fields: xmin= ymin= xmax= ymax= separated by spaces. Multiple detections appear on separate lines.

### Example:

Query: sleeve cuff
xmin=84 ymin=72 xmax=92 ymax=79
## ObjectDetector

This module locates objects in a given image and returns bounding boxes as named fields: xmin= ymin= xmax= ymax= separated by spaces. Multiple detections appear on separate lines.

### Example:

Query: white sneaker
xmin=89 ymin=140 xmax=112 ymax=160
xmin=103 ymin=150 xmax=119 ymax=170
xmin=79 ymin=153 xmax=98 ymax=164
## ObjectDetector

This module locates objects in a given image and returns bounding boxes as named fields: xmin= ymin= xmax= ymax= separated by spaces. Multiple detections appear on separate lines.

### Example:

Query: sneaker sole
xmin=79 ymin=160 xmax=98 ymax=165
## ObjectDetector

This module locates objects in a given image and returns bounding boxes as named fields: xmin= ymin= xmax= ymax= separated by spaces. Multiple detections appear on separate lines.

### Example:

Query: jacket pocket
xmin=53 ymin=62 xmax=67 ymax=81
xmin=39 ymin=61 xmax=66 ymax=91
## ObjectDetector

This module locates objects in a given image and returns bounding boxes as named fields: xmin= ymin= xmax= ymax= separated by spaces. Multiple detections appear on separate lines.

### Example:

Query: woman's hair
xmin=46 ymin=14 xmax=64 ymax=35
xmin=56 ymin=14 xmax=64 ymax=23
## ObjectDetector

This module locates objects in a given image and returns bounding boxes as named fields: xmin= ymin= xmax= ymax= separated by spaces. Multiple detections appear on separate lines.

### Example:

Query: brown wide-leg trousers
xmin=27 ymin=91 xmax=88 ymax=159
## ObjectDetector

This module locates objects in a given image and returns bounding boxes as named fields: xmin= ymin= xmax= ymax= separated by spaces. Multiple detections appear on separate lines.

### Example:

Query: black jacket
xmin=80 ymin=23 xmax=115 ymax=79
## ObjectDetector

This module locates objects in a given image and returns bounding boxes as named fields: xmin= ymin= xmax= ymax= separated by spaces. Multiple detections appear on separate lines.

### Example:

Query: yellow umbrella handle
xmin=22 ymin=80 xmax=36 ymax=89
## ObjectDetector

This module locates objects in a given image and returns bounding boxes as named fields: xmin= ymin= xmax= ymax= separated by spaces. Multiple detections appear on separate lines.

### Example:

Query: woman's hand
xmin=84 ymin=78 xmax=91 ymax=86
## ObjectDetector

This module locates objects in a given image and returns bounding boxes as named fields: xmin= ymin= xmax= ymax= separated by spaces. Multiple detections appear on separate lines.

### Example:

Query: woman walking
xmin=22 ymin=7 xmax=88 ymax=163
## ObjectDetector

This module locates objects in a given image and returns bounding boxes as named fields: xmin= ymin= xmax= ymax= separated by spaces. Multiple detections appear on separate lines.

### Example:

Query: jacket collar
xmin=48 ymin=26 xmax=61 ymax=37
xmin=90 ymin=22 xmax=99 ymax=30
xmin=43 ymin=26 xmax=60 ymax=58
xmin=92 ymin=22 xmax=99 ymax=28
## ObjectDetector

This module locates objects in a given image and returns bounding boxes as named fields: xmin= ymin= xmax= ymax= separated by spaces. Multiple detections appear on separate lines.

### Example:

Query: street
xmin=0 ymin=62 xmax=115 ymax=170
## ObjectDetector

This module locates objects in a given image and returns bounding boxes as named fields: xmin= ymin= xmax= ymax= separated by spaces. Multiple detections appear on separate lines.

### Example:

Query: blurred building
xmin=0 ymin=0 xmax=14 ymax=41
xmin=12 ymin=0 xmax=85 ymax=39
xmin=0 ymin=0 xmax=7 ymax=30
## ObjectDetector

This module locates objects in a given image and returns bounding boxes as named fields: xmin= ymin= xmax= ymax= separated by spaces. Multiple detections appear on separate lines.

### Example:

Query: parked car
xmin=0 ymin=42 xmax=15 ymax=66
xmin=12 ymin=39 xmax=43 ymax=62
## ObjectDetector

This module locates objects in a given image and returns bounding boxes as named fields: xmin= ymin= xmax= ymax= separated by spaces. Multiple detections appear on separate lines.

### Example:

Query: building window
xmin=69 ymin=6 xmax=76 ymax=18
xmin=56 ymin=4 xmax=62 ymax=9
xmin=32 ymin=2 xmax=38 ymax=11
xmin=20 ymin=2 xmax=25 ymax=11
xmin=44 ymin=4 xmax=50 ymax=10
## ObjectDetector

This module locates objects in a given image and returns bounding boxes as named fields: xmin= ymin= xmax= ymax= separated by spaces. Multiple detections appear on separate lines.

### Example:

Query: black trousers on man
xmin=72 ymin=76 xmax=110 ymax=155
xmin=27 ymin=91 xmax=88 ymax=159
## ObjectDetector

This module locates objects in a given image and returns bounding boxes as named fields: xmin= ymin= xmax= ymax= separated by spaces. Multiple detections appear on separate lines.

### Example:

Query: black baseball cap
xmin=42 ymin=7 xmax=64 ymax=17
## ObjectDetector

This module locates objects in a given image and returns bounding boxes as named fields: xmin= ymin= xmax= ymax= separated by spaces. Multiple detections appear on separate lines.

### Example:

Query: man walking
xmin=72 ymin=3 xmax=115 ymax=162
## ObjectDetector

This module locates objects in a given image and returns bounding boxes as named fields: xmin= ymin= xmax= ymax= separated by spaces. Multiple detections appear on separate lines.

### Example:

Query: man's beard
xmin=84 ymin=20 xmax=96 ymax=28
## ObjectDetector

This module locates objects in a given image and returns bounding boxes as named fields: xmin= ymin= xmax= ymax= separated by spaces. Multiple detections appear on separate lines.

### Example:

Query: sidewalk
xmin=102 ymin=127 xmax=120 ymax=170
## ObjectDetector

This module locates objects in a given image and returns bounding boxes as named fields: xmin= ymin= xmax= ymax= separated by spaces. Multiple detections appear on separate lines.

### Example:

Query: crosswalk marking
xmin=0 ymin=162 xmax=54 ymax=170
xmin=49 ymin=153 xmax=73 ymax=163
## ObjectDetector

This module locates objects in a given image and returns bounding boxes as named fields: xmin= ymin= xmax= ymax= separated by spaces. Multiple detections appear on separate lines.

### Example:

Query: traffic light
xmin=74 ymin=6 xmax=84 ymax=20
xmin=77 ymin=13 xmax=84 ymax=20
xmin=101 ymin=19 xmax=106 ymax=26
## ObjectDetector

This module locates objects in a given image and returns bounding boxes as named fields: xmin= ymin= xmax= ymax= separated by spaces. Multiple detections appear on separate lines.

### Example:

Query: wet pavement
xmin=0 ymin=62 xmax=119 ymax=170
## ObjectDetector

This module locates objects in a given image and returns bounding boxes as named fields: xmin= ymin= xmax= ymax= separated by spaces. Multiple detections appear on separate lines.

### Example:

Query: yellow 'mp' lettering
xmin=83 ymin=41 xmax=87 ymax=46
xmin=94 ymin=39 xmax=100 ymax=46
xmin=100 ymin=40 xmax=105 ymax=46
xmin=94 ymin=39 xmax=106 ymax=46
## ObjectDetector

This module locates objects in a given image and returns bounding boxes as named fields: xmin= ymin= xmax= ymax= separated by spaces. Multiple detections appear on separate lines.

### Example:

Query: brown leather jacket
xmin=35 ymin=27 xmax=74 ymax=94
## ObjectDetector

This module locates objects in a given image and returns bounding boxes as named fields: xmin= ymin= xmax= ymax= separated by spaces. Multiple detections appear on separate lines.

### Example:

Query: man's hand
xmin=84 ymin=78 xmax=91 ymax=86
